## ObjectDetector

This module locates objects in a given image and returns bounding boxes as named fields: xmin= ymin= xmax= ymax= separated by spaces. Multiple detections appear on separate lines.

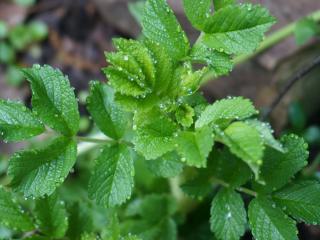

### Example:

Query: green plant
xmin=0 ymin=0 xmax=320 ymax=239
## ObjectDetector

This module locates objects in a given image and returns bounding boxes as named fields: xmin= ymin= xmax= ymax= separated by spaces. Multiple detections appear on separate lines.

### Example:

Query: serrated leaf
xmin=0 ymin=187 xmax=34 ymax=231
xmin=217 ymin=122 xmax=264 ymax=178
xmin=210 ymin=189 xmax=246 ymax=240
xmin=34 ymin=193 xmax=68 ymax=238
xmin=0 ymin=99 xmax=44 ymax=142
xmin=190 ymin=43 xmax=233 ymax=77
xmin=8 ymin=137 xmax=77 ymax=197
xmin=142 ymin=0 xmax=190 ymax=61
xmin=254 ymin=134 xmax=309 ymax=193
xmin=202 ymin=4 xmax=275 ymax=54
xmin=146 ymin=151 xmax=184 ymax=178
xmin=273 ymin=181 xmax=320 ymax=224
xmin=134 ymin=110 xmax=177 ymax=160
xmin=88 ymin=144 xmax=134 ymax=207
xmin=246 ymin=119 xmax=285 ymax=152
xmin=175 ymin=126 xmax=214 ymax=168
xmin=196 ymin=97 xmax=257 ymax=129
xmin=182 ymin=0 xmax=212 ymax=31
xmin=22 ymin=65 xmax=80 ymax=136
xmin=87 ymin=81 xmax=132 ymax=139
xmin=210 ymin=148 xmax=252 ymax=187
xmin=248 ymin=197 xmax=298 ymax=240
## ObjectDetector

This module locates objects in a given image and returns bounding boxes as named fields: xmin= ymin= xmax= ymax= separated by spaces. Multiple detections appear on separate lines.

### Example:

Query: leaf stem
xmin=76 ymin=136 xmax=113 ymax=144
xmin=212 ymin=176 xmax=258 ymax=197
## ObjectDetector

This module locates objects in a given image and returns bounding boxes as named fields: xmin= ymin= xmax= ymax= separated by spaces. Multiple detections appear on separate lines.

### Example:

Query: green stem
xmin=76 ymin=136 xmax=113 ymax=144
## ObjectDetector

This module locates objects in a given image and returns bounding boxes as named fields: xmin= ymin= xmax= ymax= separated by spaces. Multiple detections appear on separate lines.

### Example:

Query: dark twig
xmin=262 ymin=55 xmax=320 ymax=120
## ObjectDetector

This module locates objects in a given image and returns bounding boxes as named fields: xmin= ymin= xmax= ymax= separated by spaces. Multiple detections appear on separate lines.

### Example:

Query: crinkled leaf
xmin=134 ymin=110 xmax=177 ymax=160
xmin=0 ymin=187 xmax=34 ymax=231
xmin=273 ymin=181 xmax=320 ymax=224
xmin=142 ymin=0 xmax=190 ymax=61
xmin=254 ymin=134 xmax=308 ymax=193
xmin=8 ymin=137 xmax=77 ymax=197
xmin=22 ymin=65 xmax=80 ymax=136
xmin=196 ymin=97 xmax=257 ymax=129
xmin=87 ymin=81 xmax=131 ymax=139
xmin=34 ymin=193 xmax=68 ymax=238
xmin=88 ymin=144 xmax=134 ymax=207
xmin=0 ymin=99 xmax=44 ymax=142
xmin=146 ymin=151 xmax=184 ymax=178
xmin=210 ymin=189 xmax=247 ymax=240
xmin=217 ymin=122 xmax=264 ymax=179
xmin=246 ymin=119 xmax=285 ymax=152
xmin=248 ymin=197 xmax=298 ymax=240
xmin=175 ymin=104 xmax=195 ymax=128
xmin=202 ymin=4 xmax=275 ymax=54
xmin=175 ymin=126 xmax=214 ymax=168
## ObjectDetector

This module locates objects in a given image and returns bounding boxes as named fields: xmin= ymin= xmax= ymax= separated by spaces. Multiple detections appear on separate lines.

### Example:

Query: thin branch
xmin=262 ymin=55 xmax=320 ymax=120
xmin=211 ymin=177 xmax=258 ymax=197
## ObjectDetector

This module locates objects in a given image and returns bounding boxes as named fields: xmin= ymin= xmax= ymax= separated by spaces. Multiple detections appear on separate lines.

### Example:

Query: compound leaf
xmin=210 ymin=189 xmax=247 ymax=240
xmin=142 ymin=0 xmax=190 ymax=61
xmin=86 ymin=81 xmax=132 ymax=140
xmin=34 ymin=193 xmax=68 ymax=238
xmin=22 ymin=65 xmax=80 ymax=136
xmin=8 ymin=137 xmax=77 ymax=197
xmin=88 ymin=144 xmax=134 ymax=207
xmin=248 ymin=197 xmax=298 ymax=240
xmin=0 ymin=99 xmax=44 ymax=142
xmin=0 ymin=186 xmax=34 ymax=231
xmin=273 ymin=181 xmax=320 ymax=225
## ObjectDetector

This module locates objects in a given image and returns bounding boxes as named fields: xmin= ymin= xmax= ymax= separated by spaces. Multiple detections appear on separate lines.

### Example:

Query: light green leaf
xmin=87 ymin=81 xmax=132 ymax=140
xmin=175 ymin=104 xmax=195 ymax=128
xmin=146 ymin=151 xmax=184 ymax=178
xmin=0 ymin=99 xmax=44 ymax=142
xmin=0 ymin=187 xmax=34 ymax=231
xmin=88 ymin=144 xmax=134 ymax=207
xmin=217 ymin=122 xmax=264 ymax=178
xmin=190 ymin=43 xmax=233 ymax=77
xmin=175 ymin=126 xmax=214 ymax=168
xmin=183 ymin=0 xmax=212 ymax=31
xmin=196 ymin=97 xmax=257 ymax=129
xmin=128 ymin=1 xmax=145 ymax=26
xmin=134 ymin=110 xmax=177 ymax=160
xmin=202 ymin=4 xmax=275 ymax=54
xmin=22 ymin=65 xmax=80 ymax=136
xmin=213 ymin=0 xmax=235 ymax=10
xmin=34 ymin=193 xmax=68 ymax=238
xmin=210 ymin=189 xmax=247 ymax=240
xmin=273 ymin=181 xmax=320 ymax=224
xmin=210 ymin=148 xmax=252 ymax=187
xmin=248 ymin=197 xmax=298 ymax=240
xmin=246 ymin=119 xmax=285 ymax=152
xmin=8 ymin=137 xmax=77 ymax=197
xmin=255 ymin=134 xmax=308 ymax=193
xmin=142 ymin=0 xmax=190 ymax=61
